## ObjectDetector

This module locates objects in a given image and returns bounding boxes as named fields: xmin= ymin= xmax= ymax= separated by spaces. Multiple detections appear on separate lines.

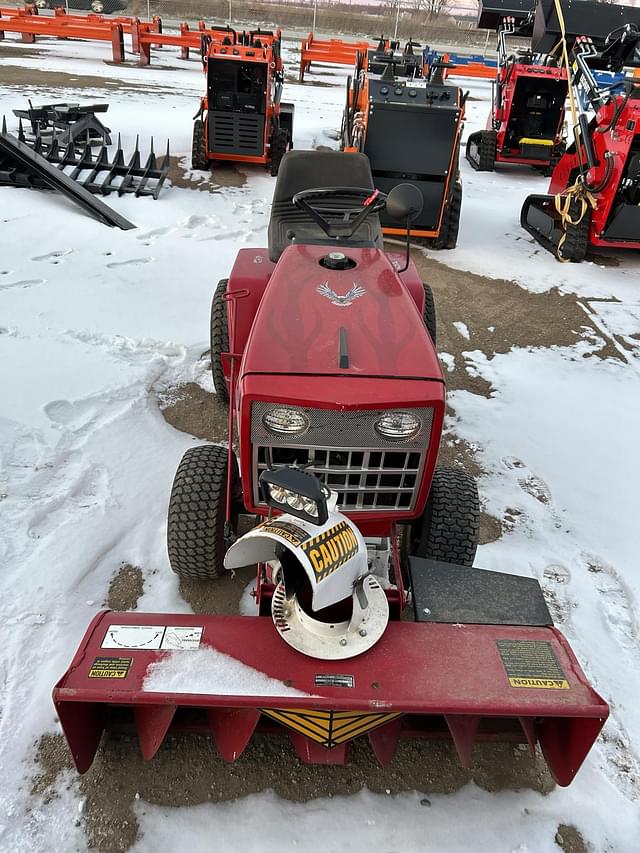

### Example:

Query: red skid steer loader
xmin=54 ymin=151 xmax=608 ymax=783
xmin=467 ymin=1 xmax=567 ymax=174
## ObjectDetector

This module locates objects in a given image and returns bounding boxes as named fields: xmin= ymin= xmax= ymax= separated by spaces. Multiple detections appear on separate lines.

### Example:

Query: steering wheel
xmin=292 ymin=187 xmax=387 ymax=239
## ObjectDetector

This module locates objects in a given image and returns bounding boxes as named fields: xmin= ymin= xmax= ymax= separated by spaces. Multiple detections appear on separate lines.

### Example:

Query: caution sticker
xmin=497 ymin=639 xmax=570 ymax=690
xmin=102 ymin=625 xmax=203 ymax=651
xmin=300 ymin=520 xmax=359 ymax=581
xmin=260 ymin=708 xmax=401 ymax=748
xmin=255 ymin=520 xmax=310 ymax=547
xmin=89 ymin=656 xmax=132 ymax=679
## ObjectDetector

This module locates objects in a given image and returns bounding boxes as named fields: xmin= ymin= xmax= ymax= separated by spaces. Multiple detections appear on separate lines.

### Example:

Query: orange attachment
xmin=299 ymin=32 xmax=371 ymax=82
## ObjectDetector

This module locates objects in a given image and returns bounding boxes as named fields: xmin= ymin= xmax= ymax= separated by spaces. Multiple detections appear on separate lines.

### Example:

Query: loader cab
xmin=504 ymin=74 xmax=566 ymax=154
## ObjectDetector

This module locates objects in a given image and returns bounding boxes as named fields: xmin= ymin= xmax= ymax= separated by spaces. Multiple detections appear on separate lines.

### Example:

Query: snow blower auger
xmin=53 ymin=150 xmax=608 ymax=784
xmin=342 ymin=50 xmax=465 ymax=248
xmin=521 ymin=0 xmax=640 ymax=261
xmin=191 ymin=25 xmax=294 ymax=177
xmin=467 ymin=1 xmax=567 ymax=174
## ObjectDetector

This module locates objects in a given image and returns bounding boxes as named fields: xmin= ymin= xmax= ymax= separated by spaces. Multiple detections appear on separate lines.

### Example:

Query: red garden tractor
xmin=467 ymin=1 xmax=567 ymax=173
xmin=192 ymin=26 xmax=294 ymax=177
xmin=54 ymin=151 xmax=608 ymax=783
xmin=521 ymin=0 xmax=640 ymax=261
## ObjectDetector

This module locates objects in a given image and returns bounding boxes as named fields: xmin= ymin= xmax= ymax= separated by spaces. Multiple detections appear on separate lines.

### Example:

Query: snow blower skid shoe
xmin=54 ymin=150 xmax=608 ymax=785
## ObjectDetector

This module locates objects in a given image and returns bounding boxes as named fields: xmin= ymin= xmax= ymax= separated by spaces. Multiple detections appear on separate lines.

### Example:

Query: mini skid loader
xmin=192 ymin=26 xmax=294 ymax=177
xmin=467 ymin=1 xmax=567 ymax=173
xmin=54 ymin=151 xmax=608 ymax=783
xmin=521 ymin=0 xmax=640 ymax=260
xmin=342 ymin=51 xmax=465 ymax=248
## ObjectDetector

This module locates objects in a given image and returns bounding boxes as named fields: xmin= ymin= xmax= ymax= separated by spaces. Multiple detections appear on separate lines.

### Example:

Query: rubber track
xmin=167 ymin=445 xmax=229 ymax=580
xmin=192 ymin=119 xmax=208 ymax=171
xmin=432 ymin=181 xmax=462 ymax=250
xmin=270 ymin=127 xmax=289 ymax=177
xmin=210 ymin=279 xmax=229 ymax=404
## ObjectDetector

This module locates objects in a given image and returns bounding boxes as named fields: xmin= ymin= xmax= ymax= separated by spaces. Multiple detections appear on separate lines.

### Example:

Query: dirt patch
xmin=167 ymin=156 xmax=247 ymax=191
xmin=0 ymin=58 xmax=176 ymax=96
xmin=105 ymin=564 xmax=144 ymax=611
xmin=32 ymin=730 xmax=552 ymax=852
xmin=555 ymin=824 xmax=588 ymax=853
xmin=160 ymin=381 xmax=227 ymax=442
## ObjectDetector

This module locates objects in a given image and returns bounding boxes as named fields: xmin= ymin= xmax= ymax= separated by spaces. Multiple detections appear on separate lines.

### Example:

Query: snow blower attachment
xmin=467 ymin=1 xmax=567 ymax=173
xmin=521 ymin=0 xmax=640 ymax=260
xmin=192 ymin=26 xmax=294 ymax=176
xmin=342 ymin=51 xmax=465 ymax=247
xmin=54 ymin=150 xmax=608 ymax=783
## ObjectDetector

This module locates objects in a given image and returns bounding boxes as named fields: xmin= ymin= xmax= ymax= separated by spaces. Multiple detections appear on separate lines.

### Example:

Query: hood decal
xmin=317 ymin=281 xmax=366 ymax=307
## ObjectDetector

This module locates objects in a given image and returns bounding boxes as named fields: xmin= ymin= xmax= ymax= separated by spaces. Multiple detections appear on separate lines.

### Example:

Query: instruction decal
xmin=300 ymin=520 xmax=359 ymax=581
xmin=497 ymin=639 xmax=570 ymax=689
xmin=89 ymin=656 xmax=132 ymax=679
xmin=256 ymin=520 xmax=310 ymax=547
xmin=102 ymin=625 xmax=203 ymax=651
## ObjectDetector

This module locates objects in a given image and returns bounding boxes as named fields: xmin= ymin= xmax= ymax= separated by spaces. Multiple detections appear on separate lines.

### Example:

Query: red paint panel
xmin=368 ymin=717 xmax=403 ymax=766
xmin=208 ymin=708 xmax=260 ymax=762
xmin=134 ymin=704 xmax=176 ymax=760
xmin=444 ymin=715 xmax=480 ymax=768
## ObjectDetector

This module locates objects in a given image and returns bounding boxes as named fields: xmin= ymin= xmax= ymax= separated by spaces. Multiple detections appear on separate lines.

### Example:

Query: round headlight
xmin=262 ymin=407 xmax=310 ymax=436
xmin=374 ymin=411 xmax=421 ymax=441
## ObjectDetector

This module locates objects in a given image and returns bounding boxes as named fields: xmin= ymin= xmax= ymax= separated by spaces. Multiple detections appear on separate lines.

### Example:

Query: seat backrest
xmin=268 ymin=150 xmax=383 ymax=262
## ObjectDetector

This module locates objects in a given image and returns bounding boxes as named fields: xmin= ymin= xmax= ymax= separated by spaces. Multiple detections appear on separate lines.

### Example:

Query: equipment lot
xmin=1 ymin=28 xmax=639 ymax=853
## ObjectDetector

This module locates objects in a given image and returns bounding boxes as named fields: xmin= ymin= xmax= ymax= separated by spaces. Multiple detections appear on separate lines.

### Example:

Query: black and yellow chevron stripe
xmin=261 ymin=708 xmax=402 ymax=748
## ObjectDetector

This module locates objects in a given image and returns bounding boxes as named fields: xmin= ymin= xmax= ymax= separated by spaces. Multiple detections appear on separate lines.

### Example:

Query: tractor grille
xmin=209 ymin=111 xmax=264 ymax=157
xmin=251 ymin=404 xmax=433 ymax=513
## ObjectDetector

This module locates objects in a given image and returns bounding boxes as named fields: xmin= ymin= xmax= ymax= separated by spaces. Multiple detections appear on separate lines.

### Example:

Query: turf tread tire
xmin=413 ymin=467 xmax=479 ymax=566
xmin=422 ymin=282 xmax=437 ymax=344
xmin=191 ymin=119 xmax=208 ymax=171
xmin=167 ymin=445 xmax=233 ymax=580
xmin=210 ymin=279 xmax=229 ymax=404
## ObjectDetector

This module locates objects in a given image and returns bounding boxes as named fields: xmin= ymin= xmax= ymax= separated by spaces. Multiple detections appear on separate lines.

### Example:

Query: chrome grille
xmin=251 ymin=405 xmax=433 ymax=513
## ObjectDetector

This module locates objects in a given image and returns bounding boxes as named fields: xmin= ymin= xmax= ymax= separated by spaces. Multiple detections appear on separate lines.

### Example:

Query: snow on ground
xmin=0 ymin=31 xmax=639 ymax=853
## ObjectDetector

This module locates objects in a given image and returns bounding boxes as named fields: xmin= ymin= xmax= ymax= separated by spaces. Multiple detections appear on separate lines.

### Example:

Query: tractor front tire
xmin=167 ymin=445 xmax=236 ymax=581
xmin=422 ymin=282 xmax=437 ymax=344
xmin=412 ymin=467 xmax=479 ymax=566
xmin=269 ymin=127 xmax=289 ymax=177
xmin=192 ymin=119 xmax=209 ymax=171
xmin=431 ymin=180 xmax=462 ymax=250
xmin=210 ymin=278 xmax=229 ymax=404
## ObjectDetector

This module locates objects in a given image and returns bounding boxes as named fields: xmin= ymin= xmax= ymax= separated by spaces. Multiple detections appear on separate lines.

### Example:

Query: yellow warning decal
xmin=497 ymin=640 xmax=570 ymax=690
xmin=261 ymin=708 xmax=401 ymax=747
xmin=255 ymin=520 xmax=310 ymax=547
xmin=300 ymin=521 xmax=359 ymax=582
xmin=89 ymin=656 xmax=132 ymax=679
xmin=508 ymin=677 xmax=570 ymax=689
xmin=519 ymin=138 xmax=553 ymax=146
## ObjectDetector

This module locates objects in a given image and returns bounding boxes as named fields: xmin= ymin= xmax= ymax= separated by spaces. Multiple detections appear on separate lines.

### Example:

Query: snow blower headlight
xmin=374 ymin=410 xmax=421 ymax=441
xmin=260 ymin=468 xmax=329 ymax=526
xmin=262 ymin=407 xmax=310 ymax=436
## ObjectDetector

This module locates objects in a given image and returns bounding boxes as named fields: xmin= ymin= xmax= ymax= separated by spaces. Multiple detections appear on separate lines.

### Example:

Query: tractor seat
xmin=268 ymin=150 xmax=383 ymax=263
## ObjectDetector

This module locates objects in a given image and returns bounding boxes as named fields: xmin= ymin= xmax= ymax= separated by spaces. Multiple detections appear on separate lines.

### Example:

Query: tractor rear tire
xmin=210 ymin=279 xmax=229 ymax=404
xmin=167 ymin=445 xmax=238 ymax=581
xmin=192 ymin=119 xmax=208 ymax=171
xmin=412 ymin=467 xmax=479 ymax=566
xmin=476 ymin=130 xmax=497 ymax=171
xmin=269 ymin=127 xmax=289 ymax=177
xmin=431 ymin=180 xmax=462 ymax=250
xmin=422 ymin=282 xmax=437 ymax=344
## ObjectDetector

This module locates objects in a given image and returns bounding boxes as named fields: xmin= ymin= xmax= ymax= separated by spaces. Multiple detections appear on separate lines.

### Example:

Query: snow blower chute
xmin=521 ymin=0 xmax=640 ymax=260
xmin=54 ymin=150 xmax=608 ymax=784
xmin=467 ymin=1 xmax=568 ymax=173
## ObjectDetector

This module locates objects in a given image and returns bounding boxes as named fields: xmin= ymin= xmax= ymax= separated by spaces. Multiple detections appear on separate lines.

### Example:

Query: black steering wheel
xmin=292 ymin=187 xmax=387 ymax=239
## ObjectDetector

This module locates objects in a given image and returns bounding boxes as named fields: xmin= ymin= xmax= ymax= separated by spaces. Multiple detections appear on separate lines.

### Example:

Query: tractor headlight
xmin=262 ymin=407 xmax=310 ymax=436
xmin=260 ymin=468 xmax=328 ymax=525
xmin=374 ymin=411 xmax=421 ymax=441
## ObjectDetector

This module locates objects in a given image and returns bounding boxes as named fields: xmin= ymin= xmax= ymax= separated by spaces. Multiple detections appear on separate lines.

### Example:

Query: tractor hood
xmin=241 ymin=245 xmax=442 ymax=380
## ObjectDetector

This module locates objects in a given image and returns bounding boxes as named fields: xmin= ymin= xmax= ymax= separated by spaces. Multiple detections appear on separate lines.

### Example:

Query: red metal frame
xmin=490 ymin=61 xmax=567 ymax=168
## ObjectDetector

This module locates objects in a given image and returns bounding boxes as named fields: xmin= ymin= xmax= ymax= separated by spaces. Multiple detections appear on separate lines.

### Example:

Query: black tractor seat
xmin=268 ymin=150 xmax=383 ymax=262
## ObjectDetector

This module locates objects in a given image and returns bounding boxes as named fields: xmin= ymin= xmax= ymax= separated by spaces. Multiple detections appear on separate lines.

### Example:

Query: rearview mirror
xmin=385 ymin=183 xmax=424 ymax=223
